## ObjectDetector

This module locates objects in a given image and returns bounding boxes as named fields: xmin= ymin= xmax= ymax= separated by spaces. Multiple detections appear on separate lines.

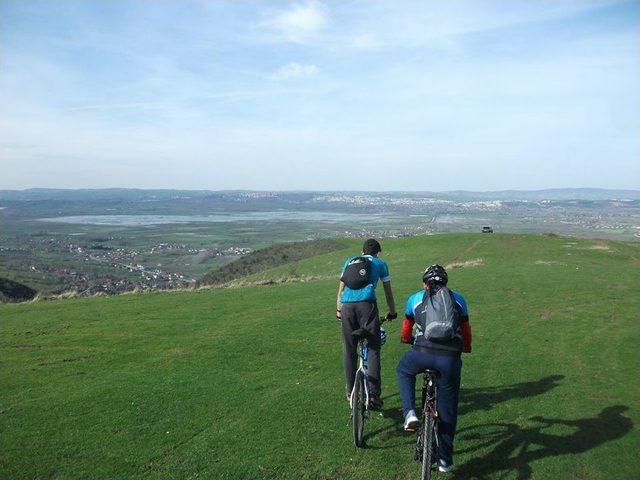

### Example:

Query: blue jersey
xmin=340 ymin=255 xmax=390 ymax=303
xmin=404 ymin=289 xmax=468 ymax=318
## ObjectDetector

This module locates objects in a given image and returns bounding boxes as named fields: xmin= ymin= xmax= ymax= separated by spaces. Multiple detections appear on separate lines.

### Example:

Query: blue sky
xmin=1 ymin=0 xmax=638 ymax=190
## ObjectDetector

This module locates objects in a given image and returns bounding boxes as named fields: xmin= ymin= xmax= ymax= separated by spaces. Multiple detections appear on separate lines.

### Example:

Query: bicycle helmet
xmin=422 ymin=264 xmax=448 ymax=285
xmin=380 ymin=327 xmax=387 ymax=346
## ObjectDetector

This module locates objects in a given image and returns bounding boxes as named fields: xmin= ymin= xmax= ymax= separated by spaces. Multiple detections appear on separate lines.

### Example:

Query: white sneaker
xmin=403 ymin=410 xmax=419 ymax=431
xmin=438 ymin=459 xmax=453 ymax=473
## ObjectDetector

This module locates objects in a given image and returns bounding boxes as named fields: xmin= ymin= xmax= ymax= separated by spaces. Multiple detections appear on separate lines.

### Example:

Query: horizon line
xmin=1 ymin=187 xmax=639 ymax=194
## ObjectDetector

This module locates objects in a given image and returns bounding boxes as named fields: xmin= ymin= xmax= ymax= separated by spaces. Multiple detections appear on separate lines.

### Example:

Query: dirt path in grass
xmin=451 ymin=237 xmax=484 ymax=262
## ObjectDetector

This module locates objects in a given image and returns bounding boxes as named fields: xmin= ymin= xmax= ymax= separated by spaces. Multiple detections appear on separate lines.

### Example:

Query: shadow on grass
xmin=360 ymin=406 xmax=414 ymax=450
xmin=363 ymin=375 xmax=565 ymax=450
xmin=455 ymin=406 xmax=633 ymax=479
xmin=459 ymin=375 xmax=565 ymax=415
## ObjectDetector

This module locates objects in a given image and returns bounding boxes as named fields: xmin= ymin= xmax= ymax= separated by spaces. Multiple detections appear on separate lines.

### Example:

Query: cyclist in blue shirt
xmin=336 ymin=239 xmax=397 ymax=409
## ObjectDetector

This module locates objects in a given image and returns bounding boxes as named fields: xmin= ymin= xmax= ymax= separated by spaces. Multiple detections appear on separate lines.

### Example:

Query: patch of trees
xmin=0 ymin=277 xmax=37 ymax=303
xmin=198 ymin=238 xmax=347 ymax=286
xmin=90 ymin=245 xmax=113 ymax=250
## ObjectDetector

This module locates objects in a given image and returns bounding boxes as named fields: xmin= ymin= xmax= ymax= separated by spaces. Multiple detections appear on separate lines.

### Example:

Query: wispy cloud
xmin=267 ymin=62 xmax=320 ymax=81
xmin=259 ymin=0 xmax=328 ymax=44
xmin=256 ymin=0 xmax=627 ymax=52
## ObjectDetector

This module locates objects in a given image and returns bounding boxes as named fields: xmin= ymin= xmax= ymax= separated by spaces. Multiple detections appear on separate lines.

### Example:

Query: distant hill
xmin=435 ymin=188 xmax=640 ymax=201
xmin=0 ymin=188 xmax=214 ymax=201
xmin=198 ymin=238 xmax=347 ymax=287
xmin=2 ymin=187 xmax=639 ymax=202
xmin=0 ymin=277 xmax=37 ymax=303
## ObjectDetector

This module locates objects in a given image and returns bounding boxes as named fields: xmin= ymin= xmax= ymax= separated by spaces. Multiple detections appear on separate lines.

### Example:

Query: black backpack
xmin=416 ymin=286 xmax=461 ymax=341
xmin=341 ymin=256 xmax=372 ymax=290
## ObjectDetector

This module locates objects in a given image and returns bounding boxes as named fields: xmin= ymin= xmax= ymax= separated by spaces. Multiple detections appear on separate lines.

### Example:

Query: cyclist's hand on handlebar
xmin=384 ymin=312 xmax=398 ymax=321
xmin=336 ymin=308 xmax=342 ymax=320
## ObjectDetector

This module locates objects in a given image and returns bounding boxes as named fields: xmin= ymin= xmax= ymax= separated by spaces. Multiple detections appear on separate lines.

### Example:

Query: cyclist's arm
xmin=400 ymin=293 xmax=417 ymax=343
xmin=382 ymin=281 xmax=396 ymax=316
xmin=455 ymin=293 xmax=472 ymax=353
xmin=400 ymin=315 xmax=414 ymax=343
xmin=461 ymin=316 xmax=472 ymax=353
xmin=336 ymin=281 xmax=344 ymax=313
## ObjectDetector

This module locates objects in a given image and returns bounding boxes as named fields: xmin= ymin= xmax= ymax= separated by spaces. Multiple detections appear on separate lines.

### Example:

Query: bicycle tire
xmin=421 ymin=410 xmax=435 ymax=480
xmin=352 ymin=370 xmax=366 ymax=447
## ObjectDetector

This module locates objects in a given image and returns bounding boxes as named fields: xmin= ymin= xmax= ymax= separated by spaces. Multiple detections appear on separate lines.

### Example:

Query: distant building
xmin=482 ymin=226 xmax=494 ymax=233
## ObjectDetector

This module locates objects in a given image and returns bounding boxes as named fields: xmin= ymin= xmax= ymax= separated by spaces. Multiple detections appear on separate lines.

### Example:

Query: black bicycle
xmin=414 ymin=369 xmax=439 ymax=480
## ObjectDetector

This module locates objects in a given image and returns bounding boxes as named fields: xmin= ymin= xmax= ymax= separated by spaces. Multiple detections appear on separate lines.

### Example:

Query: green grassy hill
xmin=1 ymin=233 xmax=638 ymax=479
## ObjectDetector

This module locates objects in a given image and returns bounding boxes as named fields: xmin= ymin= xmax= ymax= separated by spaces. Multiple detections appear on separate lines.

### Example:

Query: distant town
xmin=1 ymin=188 xmax=638 ymax=299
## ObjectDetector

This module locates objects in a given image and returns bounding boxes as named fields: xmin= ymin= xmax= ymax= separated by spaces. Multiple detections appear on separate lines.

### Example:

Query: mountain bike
xmin=349 ymin=320 xmax=386 ymax=448
xmin=414 ymin=369 xmax=439 ymax=480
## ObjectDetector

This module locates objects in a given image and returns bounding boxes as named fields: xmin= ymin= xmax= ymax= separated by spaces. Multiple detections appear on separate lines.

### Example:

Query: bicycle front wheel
xmin=421 ymin=411 xmax=435 ymax=480
xmin=352 ymin=370 xmax=366 ymax=447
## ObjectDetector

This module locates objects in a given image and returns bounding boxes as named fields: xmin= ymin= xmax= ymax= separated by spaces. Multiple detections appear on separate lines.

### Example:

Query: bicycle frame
xmin=421 ymin=372 xmax=438 ymax=420
xmin=416 ymin=370 xmax=440 ymax=465
xmin=350 ymin=339 xmax=370 ymax=410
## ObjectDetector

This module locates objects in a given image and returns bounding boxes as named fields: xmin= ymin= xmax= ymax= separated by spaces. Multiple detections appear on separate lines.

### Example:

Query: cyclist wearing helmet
xmin=396 ymin=264 xmax=472 ymax=473
xmin=337 ymin=238 xmax=397 ymax=410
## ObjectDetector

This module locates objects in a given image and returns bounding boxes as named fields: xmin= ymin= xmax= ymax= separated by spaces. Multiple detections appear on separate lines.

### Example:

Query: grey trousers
xmin=341 ymin=301 xmax=381 ymax=396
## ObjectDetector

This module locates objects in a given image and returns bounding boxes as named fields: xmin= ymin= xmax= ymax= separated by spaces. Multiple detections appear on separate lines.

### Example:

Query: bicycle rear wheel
xmin=421 ymin=411 xmax=435 ymax=480
xmin=352 ymin=370 xmax=366 ymax=447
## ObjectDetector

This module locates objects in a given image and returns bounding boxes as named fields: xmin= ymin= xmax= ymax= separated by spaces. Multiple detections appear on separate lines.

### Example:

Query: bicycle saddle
xmin=351 ymin=328 xmax=370 ymax=338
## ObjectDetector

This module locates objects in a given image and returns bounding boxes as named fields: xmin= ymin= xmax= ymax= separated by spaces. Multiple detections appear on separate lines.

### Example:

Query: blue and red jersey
xmin=401 ymin=287 xmax=472 ymax=354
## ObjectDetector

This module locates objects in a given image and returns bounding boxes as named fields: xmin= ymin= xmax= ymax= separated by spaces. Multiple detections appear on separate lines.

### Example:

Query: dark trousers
xmin=340 ymin=301 xmax=381 ymax=396
xmin=396 ymin=349 xmax=462 ymax=464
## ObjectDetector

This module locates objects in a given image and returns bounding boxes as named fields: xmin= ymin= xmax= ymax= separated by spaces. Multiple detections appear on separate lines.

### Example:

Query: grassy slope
xmin=1 ymin=233 xmax=638 ymax=480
